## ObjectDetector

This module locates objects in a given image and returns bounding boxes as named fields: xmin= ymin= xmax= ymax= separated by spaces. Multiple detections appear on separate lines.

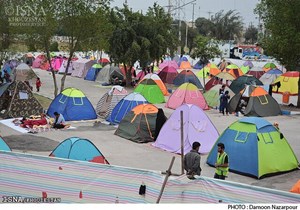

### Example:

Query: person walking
xmin=36 ymin=77 xmax=42 ymax=92
xmin=220 ymin=90 xmax=230 ymax=115
xmin=184 ymin=142 xmax=202 ymax=179
xmin=218 ymin=85 xmax=226 ymax=112
xmin=214 ymin=143 xmax=229 ymax=180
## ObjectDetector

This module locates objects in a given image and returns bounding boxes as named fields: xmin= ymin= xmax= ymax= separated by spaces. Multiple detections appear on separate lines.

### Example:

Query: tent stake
xmin=156 ymin=156 xmax=175 ymax=204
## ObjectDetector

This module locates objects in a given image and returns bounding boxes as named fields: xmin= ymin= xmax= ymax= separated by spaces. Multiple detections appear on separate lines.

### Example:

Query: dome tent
xmin=47 ymin=87 xmax=97 ymax=121
xmin=207 ymin=117 xmax=299 ymax=179
xmin=50 ymin=137 xmax=109 ymax=164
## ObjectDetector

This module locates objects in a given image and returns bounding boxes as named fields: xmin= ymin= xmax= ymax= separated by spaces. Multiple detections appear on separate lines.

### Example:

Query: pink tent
xmin=158 ymin=60 xmax=178 ymax=70
xmin=166 ymin=83 xmax=208 ymax=110
xmin=32 ymin=54 xmax=46 ymax=68
xmin=158 ymin=66 xmax=178 ymax=84
xmin=153 ymin=104 xmax=219 ymax=154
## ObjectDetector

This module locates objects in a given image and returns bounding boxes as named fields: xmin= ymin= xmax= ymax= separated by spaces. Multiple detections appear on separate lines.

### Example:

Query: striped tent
xmin=1 ymin=151 xmax=300 ymax=203
xmin=96 ymin=86 xmax=127 ymax=119
xmin=106 ymin=92 xmax=148 ymax=124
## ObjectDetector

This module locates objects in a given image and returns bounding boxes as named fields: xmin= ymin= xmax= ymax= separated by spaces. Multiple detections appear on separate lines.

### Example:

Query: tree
xmin=210 ymin=10 xmax=244 ymax=41
xmin=195 ymin=17 xmax=214 ymax=37
xmin=256 ymin=0 xmax=300 ymax=107
xmin=146 ymin=4 xmax=177 ymax=63
xmin=59 ymin=0 xmax=110 ymax=92
xmin=244 ymin=25 xmax=258 ymax=44
xmin=109 ymin=4 xmax=177 ymax=86
xmin=191 ymin=35 xmax=221 ymax=91
xmin=0 ymin=1 xmax=11 ymax=61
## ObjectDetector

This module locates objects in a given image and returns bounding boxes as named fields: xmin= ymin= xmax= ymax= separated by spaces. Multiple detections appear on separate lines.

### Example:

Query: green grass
xmin=33 ymin=93 xmax=52 ymax=110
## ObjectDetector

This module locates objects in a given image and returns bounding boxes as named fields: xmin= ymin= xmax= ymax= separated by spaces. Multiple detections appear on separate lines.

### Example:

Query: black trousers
xmin=214 ymin=173 xmax=226 ymax=180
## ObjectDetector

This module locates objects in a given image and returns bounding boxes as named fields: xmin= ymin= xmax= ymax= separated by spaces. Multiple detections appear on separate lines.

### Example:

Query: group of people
xmin=13 ymin=112 xmax=70 ymax=133
xmin=219 ymin=85 xmax=231 ymax=115
xmin=184 ymin=142 xmax=229 ymax=180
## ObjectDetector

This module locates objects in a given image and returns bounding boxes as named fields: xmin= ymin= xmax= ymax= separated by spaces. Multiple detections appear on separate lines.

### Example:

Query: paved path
xmin=1 ymin=68 xmax=299 ymax=193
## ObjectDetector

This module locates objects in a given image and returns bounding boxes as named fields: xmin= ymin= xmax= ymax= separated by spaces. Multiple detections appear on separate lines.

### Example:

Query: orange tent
xmin=290 ymin=180 xmax=300 ymax=194
xmin=179 ymin=61 xmax=192 ymax=69
xmin=223 ymin=64 xmax=244 ymax=78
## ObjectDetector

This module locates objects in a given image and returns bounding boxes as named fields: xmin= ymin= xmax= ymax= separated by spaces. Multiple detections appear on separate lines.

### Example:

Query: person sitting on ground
xmin=52 ymin=112 xmax=70 ymax=129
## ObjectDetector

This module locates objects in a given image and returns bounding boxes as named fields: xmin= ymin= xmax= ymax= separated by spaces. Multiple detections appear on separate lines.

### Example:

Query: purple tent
xmin=152 ymin=104 xmax=219 ymax=155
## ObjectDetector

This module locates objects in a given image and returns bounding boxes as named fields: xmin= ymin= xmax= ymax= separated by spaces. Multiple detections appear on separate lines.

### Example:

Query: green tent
xmin=134 ymin=78 xmax=165 ymax=104
xmin=207 ymin=117 xmax=299 ymax=179
xmin=203 ymin=84 xmax=235 ymax=108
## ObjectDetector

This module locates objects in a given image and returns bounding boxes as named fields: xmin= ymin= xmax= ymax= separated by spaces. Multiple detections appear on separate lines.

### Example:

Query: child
xmin=36 ymin=77 xmax=41 ymax=92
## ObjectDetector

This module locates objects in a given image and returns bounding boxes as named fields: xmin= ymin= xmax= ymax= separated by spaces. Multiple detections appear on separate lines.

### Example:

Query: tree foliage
xmin=109 ymin=3 xmax=177 ymax=86
xmin=244 ymin=25 xmax=258 ymax=44
xmin=256 ymin=0 xmax=300 ymax=107
xmin=195 ymin=10 xmax=243 ymax=41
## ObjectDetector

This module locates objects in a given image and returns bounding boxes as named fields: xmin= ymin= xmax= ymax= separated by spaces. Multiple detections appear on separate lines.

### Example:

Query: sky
xmin=110 ymin=0 xmax=260 ymax=27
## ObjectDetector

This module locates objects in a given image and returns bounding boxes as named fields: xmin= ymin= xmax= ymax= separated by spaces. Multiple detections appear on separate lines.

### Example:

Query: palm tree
xmin=210 ymin=10 xmax=243 ymax=41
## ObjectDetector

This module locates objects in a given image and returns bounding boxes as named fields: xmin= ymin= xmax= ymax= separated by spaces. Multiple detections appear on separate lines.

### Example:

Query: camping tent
xmin=106 ymin=92 xmax=148 ymax=124
xmin=32 ymin=54 xmax=47 ymax=68
xmin=247 ymin=67 xmax=265 ymax=79
xmin=95 ymin=64 xmax=124 ymax=85
xmin=263 ymin=63 xmax=277 ymax=72
xmin=197 ymin=63 xmax=221 ymax=78
xmin=166 ymin=83 xmax=208 ymax=110
xmin=157 ymin=66 xmax=178 ymax=84
xmin=0 ymin=136 xmax=11 ymax=151
xmin=203 ymin=84 xmax=235 ymax=108
xmin=47 ymin=87 xmax=97 ymax=121
xmin=158 ymin=60 xmax=178 ymax=70
xmin=84 ymin=63 xmax=102 ymax=81
xmin=179 ymin=61 xmax=192 ymax=69
xmin=153 ymin=104 xmax=219 ymax=154
xmin=14 ymin=63 xmax=37 ymax=82
xmin=229 ymin=74 xmax=263 ymax=94
xmin=272 ymin=71 xmax=299 ymax=95
xmin=206 ymin=117 xmax=299 ymax=179
xmin=260 ymin=69 xmax=282 ymax=85
xmin=143 ymin=74 xmax=169 ymax=96
xmin=0 ymin=81 xmax=43 ymax=118
xmin=115 ymin=104 xmax=167 ymax=143
xmin=71 ymin=59 xmax=95 ymax=78
xmin=50 ymin=137 xmax=109 ymax=164
xmin=228 ymin=85 xmax=281 ymax=117
xmin=204 ymin=77 xmax=225 ymax=91
xmin=58 ymin=59 xmax=74 ymax=75
xmin=223 ymin=64 xmax=244 ymax=78
xmin=290 ymin=180 xmax=300 ymax=194
xmin=96 ymin=86 xmax=127 ymax=119
xmin=173 ymin=70 xmax=203 ymax=89
xmin=134 ymin=78 xmax=165 ymax=104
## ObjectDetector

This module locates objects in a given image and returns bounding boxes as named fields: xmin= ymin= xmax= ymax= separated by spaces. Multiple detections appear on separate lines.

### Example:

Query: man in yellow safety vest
xmin=214 ymin=143 xmax=229 ymax=180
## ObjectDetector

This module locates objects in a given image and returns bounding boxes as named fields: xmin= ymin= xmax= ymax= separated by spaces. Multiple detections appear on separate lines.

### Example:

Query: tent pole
xmin=156 ymin=156 xmax=175 ymax=204
xmin=180 ymin=111 xmax=184 ymax=175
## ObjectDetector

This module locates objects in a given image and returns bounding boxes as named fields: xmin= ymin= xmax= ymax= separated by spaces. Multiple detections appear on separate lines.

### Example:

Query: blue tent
xmin=47 ymin=87 xmax=97 ymax=121
xmin=0 ymin=137 xmax=11 ymax=152
xmin=50 ymin=137 xmax=109 ymax=164
xmin=106 ymin=92 xmax=148 ymax=124
xmin=177 ymin=56 xmax=188 ymax=66
xmin=207 ymin=117 xmax=299 ymax=179
xmin=84 ymin=64 xmax=102 ymax=81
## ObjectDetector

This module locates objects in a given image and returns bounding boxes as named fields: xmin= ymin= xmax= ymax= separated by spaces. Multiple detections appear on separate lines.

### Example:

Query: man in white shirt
xmin=53 ymin=112 xmax=66 ymax=129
